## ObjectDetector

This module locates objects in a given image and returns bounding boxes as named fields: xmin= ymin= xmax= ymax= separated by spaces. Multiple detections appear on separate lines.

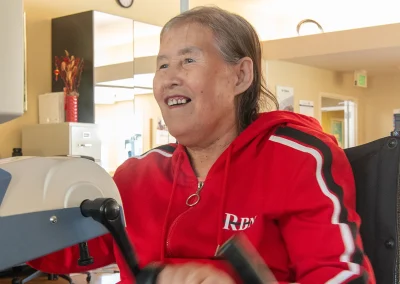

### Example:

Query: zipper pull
xmin=186 ymin=181 xmax=204 ymax=207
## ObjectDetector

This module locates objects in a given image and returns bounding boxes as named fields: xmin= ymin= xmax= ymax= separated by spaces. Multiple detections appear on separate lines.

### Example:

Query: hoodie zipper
xmin=166 ymin=207 xmax=193 ymax=256
xmin=186 ymin=181 xmax=204 ymax=207
xmin=166 ymin=181 xmax=204 ymax=256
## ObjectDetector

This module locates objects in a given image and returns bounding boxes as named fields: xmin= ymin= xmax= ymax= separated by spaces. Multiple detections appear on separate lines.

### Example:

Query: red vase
xmin=65 ymin=94 xmax=78 ymax=122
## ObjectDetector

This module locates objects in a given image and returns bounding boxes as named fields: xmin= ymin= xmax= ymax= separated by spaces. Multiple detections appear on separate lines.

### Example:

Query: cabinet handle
xmin=78 ymin=143 xmax=92 ymax=147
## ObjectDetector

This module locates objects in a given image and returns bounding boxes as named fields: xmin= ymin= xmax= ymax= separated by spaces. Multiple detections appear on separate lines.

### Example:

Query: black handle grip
xmin=78 ymin=242 xmax=94 ymax=266
xmin=80 ymin=198 xmax=141 ymax=277
xmin=217 ymin=234 xmax=277 ymax=284
xmin=135 ymin=265 xmax=165 ymax=284
xmin=81 ymin=199 xmax=271 ymax=284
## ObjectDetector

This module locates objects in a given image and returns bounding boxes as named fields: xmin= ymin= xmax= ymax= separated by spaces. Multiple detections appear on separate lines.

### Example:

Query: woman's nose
xmin=163 ymin=65 xmax=183 ymax=89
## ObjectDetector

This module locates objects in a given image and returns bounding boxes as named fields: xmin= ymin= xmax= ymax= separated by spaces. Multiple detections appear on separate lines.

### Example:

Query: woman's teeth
xmin=167 ymin=98 xmax=190 ymax=106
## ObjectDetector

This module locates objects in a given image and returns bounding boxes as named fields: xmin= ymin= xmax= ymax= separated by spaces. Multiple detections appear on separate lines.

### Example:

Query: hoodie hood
xmin=161 ymin=110 xmax=326 ymax=261
xmin=233 ymin=110 xmax=324 ymax=152
xmin=172 ymin=111 xmax=324 ymax=178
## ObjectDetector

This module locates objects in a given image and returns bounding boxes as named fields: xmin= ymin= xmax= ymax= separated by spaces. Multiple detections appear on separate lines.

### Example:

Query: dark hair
xmin=161 ymin=6 xmax=278 ymax=132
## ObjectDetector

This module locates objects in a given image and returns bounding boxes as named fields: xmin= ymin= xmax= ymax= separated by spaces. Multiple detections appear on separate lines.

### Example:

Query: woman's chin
xmin=168 ymin=125 xmax=189 ymax=137
xmin=168 ymin=131 xmax=194 ymax=146
xmin=168 ymin=130 xmax=185 ymax=142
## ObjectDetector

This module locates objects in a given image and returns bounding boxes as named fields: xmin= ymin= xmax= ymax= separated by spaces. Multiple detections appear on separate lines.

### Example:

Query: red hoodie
xmin=28 ymin=111 xmax=375 ymax=284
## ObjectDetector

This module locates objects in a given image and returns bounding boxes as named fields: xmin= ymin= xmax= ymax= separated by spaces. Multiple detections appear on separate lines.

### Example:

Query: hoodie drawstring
xmin=215 ymin=145 xmax=233 ymax=255
xmin=160 ymin=152 xmax=183 ymax=261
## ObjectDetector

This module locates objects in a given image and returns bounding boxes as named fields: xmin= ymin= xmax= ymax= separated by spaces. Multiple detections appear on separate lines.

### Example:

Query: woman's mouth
xmin=166 ymin=96 xmax=192 ymax=107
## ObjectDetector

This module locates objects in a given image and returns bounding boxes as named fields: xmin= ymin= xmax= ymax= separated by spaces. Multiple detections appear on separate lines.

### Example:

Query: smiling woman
xmin=154 ymin=9 xmax=278 ymax=148
xmin=154 ymin=23 xmax=248 ymax=149
xmin=28 ymin=5 xmax=375 ymax=284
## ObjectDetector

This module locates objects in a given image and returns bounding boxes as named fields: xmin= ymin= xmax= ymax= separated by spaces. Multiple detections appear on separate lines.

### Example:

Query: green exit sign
xmin=354 ymin=71 xmax=367 ymax=88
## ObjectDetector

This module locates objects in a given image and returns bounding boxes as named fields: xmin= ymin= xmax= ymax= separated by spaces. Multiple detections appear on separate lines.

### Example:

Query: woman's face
xmin=153 ymin=23 xmax=240 ymax=147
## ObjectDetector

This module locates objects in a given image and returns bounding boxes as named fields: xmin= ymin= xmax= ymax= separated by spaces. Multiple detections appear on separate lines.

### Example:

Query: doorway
xmin=320 ymin=93 xmax=358 ymax=149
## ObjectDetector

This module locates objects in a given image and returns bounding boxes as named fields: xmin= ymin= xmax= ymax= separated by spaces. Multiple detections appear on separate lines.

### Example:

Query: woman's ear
xmin=234 ymin=57 xmax=254 ymax=96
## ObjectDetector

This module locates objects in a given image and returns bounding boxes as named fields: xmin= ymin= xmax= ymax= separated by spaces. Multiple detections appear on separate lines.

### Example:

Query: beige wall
xmin=364 ymin=74 xmax=400 ymax=142
xmin=266 ymin=60 xmax=368 ymax=144
xmin=266 ymin=60 xmax=400 ymax=145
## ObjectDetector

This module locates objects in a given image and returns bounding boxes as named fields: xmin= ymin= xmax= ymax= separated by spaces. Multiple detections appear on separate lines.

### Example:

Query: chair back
xmin=344 ymin=136 xmax=400 ymax=284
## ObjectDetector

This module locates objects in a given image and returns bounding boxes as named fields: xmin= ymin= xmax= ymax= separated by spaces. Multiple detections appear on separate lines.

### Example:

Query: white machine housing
xmin=0 ymin=156 xmax=120 ymax=217
xmin=0 ymin=156 xmax=124 ymax=271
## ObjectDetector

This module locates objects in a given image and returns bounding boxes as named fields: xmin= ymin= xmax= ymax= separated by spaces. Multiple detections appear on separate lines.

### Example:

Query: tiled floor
xmin=0 ymin=273 xmax=120 ymax=284
xmin=0 ymin=266 xmax=120 ymax=284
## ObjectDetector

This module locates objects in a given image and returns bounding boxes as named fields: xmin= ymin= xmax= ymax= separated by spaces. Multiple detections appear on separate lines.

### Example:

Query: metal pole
xmin=180 ymin=0 xmax=189 ymax=13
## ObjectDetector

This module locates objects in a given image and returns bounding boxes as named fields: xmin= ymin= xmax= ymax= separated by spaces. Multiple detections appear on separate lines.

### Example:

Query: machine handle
xmin=80 ymin=199 xmax=272 ymax=284
xmin=80 ymin=198 xmax=141 ymax=277
xmin=135 ymin=266 xmax=165 ymax=284
xmin=217 ymin=234 xmax=277 ymax=284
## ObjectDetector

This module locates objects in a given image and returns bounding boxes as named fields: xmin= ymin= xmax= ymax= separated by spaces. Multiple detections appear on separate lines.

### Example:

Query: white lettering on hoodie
xmin=223 ymin=213 xmax=257 ymax=231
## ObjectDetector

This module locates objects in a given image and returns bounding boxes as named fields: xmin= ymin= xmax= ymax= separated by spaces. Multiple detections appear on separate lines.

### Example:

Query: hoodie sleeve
xmin=269 ymin=125 xmax=375 ymax=284
xmin=27 ymin=234 xmax=115 ymax=274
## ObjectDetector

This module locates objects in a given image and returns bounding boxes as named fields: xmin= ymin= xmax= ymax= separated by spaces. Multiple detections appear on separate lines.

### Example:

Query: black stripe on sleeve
xmin=140 ymin=144 xmax=177 ymax=157
xmin=348 ymin=272 xmax=369 ymax=284
xmin=154 ymin=144 xmax=177 ymax=154
xmin=275 ymin=126 xmax=366 ymax=272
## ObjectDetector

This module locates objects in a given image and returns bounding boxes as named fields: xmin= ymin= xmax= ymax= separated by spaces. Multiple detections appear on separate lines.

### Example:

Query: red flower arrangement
xmin=54 ymin=50 xmax=84 ymax=95
xmin=54 ymin=50 xmax=84 ymax=122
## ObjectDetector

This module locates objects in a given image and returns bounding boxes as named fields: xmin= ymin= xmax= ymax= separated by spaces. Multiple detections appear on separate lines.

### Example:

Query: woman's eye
xmin=159 ymin=64 xmax=168 ymax=69
xmin=184 ymin=58 xmax=195 ymax=64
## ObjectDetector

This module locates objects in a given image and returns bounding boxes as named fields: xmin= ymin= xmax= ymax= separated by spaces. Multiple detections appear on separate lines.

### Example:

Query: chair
xmin=344 ymin=135 xmax=400 ymax=284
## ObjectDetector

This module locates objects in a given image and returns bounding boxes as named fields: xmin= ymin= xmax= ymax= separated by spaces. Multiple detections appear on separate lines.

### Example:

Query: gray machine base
xmin=0 ymin=207 xmax=108 ymax=271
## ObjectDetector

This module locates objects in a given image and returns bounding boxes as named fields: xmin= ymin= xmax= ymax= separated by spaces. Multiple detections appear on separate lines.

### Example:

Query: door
xmin=342 ymin=100 xmax=357 ymax=148
xmin=320 ymin=95 xmax=358 ymax=149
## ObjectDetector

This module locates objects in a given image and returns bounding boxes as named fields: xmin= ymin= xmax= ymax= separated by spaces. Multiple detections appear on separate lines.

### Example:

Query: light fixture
xmin=296 ymin=19 xmax=324 ymax=36
xmin=116 ymin=0 xmax=134 ymax=8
